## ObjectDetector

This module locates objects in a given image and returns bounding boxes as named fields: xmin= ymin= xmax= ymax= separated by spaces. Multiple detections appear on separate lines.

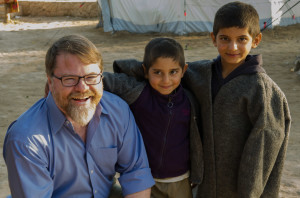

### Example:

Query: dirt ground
xmin=0 ymin=16 xmax=299 ymax=197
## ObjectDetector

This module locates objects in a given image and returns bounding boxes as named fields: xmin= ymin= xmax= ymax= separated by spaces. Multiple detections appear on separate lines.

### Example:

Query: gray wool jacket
xmin=103 ymin=59 xmax=204 ymax=185
xmin=182 ymin=59 xmax=291 ymax=198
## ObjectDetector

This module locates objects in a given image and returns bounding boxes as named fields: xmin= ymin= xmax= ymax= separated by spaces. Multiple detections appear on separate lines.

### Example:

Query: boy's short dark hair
xmin=213 ymin=1 xmax=260 ymax=38
xmin=143 ymin=37 xmax=185 ymax=72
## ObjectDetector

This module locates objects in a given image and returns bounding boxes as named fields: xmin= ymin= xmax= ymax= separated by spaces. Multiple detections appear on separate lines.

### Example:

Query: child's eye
xmin=220 ymin=37 xmax=229 ymax=41
xmin=170 ymin=70 xmax=178 ymax=75
xmin=153 ymin=71 xmax=161 ymax=75
xmin=239 ymin=37 xmax=248 ymax=42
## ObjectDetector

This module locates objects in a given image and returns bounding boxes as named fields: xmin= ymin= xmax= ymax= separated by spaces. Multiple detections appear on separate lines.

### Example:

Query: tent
xmin=97 ymin=0 xmax=300 ymax=35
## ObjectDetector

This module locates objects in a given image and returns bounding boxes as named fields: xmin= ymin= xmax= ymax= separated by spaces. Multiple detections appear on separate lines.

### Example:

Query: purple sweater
xmin=130 ymin=83 xmax=191 ymax=179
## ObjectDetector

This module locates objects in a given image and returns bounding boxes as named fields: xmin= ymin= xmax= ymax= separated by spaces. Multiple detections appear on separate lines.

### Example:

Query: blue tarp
xmin=98 ymin=0 xmax=300 ymax=35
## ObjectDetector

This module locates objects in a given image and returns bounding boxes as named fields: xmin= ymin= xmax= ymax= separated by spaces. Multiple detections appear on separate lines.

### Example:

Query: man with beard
xmin=3 ymin=35 xmax=155 ymax=198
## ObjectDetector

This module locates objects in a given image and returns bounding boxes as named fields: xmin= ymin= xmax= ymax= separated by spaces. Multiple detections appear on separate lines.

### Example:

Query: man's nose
xmin=74 ymin=78 xmax=89 ymax=91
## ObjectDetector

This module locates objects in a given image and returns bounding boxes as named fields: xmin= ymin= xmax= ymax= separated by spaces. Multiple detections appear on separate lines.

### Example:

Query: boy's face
xmin=143 ymin=57 xmax=188 ymax=95
xmin=211 ymin=27 xmax=262 ymax=70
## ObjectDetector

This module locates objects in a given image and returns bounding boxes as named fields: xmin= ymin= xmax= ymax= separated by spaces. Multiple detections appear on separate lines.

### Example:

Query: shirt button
xmin=94 ymin=190 xmax=97 ymax=193
xmin=91 ymin=170 xmax=94 ymax=174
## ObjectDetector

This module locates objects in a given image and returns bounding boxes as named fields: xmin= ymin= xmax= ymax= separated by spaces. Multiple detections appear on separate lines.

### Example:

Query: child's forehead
xmin=153 ymin=57 xmax=179 ymax=64
xmin=151 ymin=57 xmax=182 ymax=69
xmin=217 ymin=26 xmax=251 ymax=37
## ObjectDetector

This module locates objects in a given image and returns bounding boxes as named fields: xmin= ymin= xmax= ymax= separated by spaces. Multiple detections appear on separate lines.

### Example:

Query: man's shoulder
xmin=101 ymin=91 xmax=130 ymax=109
xmin=99 ymin=92 xmax=135 ymax=131
xmin=6 ymin=98 xmax=49 ymax=141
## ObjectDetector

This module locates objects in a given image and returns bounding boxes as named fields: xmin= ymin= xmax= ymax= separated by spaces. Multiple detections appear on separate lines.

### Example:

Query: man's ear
xmin=181 ymin=64 xmax=188 ymax=77
xmin=44 ymin=75 xmax=52 ymax=98
xmin=47 ymin=75 xmax=53 ymax=92
xmin=252 ymin=33 xmax=262 ymax=48
xmin=142 ymin=64 xmax=148 ymax=79
xmin=210 ymin=32 xmax=217 ymax=47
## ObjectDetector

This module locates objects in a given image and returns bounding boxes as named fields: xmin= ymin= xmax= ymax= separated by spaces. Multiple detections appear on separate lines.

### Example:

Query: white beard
xmin=67 ymin=102 xmax=96 ymax=126
xmin=50 ymin=78 xmax=103 ymax=127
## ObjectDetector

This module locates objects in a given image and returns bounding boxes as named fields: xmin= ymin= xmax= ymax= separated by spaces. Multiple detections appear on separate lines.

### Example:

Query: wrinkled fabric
xmin=3 ymin=91 xmax=154 ymax=198
xmin=211 ymin=55 xmax=265 ymax=101
xmin=3 ymin=0 xmax=19 ymax=13
xmin=103 ymin=59 xmax=204 ymax=184
xmin=130 ymin=84 xmax=191 ymax=178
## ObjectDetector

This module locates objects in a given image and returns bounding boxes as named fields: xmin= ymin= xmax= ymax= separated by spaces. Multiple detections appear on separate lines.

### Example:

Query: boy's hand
xmin=191 ymin=183 xmax=198 ymax=189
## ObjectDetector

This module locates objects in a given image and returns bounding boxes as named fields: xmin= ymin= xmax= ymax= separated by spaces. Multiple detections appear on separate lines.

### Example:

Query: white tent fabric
xmin=98 ymin=0 xmax=300 ymax=35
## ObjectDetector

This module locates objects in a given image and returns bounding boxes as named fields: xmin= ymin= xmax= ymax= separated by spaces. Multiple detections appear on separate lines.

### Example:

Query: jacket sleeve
xmin=103 ymin=72 xmax=146 ymax=105
xmin=184 ymin=89 xmax=204 ymax=185
xmin=237 ymin=76 xmax=291 ymax=198
xmin=113 ymin=59 xmax=145 ymax=81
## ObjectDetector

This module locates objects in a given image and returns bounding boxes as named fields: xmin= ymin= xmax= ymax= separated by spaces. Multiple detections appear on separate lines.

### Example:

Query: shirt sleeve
xmin=115 ymin=105 xmax=155 ymax=196
xmin=3 ymin=127 xmax=53 ymax=198
xmin=237 ymin=79 xmax=291 ymax=197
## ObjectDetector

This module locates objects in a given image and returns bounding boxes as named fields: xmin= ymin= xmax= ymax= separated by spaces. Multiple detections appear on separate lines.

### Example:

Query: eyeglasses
xmin=52 ymin=73 xmax=102 ymax=87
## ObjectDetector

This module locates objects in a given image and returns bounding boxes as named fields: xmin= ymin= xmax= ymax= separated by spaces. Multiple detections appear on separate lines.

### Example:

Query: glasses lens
xmin=85 ymin=74 xmax=101 ymax=85
xmin=58 ymin=74 xmax=101 ymax=86
xmin=62 ymin=76 xmax=78 ymax=86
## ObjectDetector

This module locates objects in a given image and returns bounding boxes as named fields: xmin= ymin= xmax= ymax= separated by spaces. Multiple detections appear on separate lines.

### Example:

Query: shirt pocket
xmin=89 ymin=147 xmax=118 ymax=177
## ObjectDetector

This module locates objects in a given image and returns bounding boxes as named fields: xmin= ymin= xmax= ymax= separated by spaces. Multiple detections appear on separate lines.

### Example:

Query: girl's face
xmin=144 ymin=57 xmax=187 ymax=95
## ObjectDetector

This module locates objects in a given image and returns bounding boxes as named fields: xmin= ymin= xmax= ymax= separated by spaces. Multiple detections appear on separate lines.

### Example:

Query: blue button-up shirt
xmin=3 ymin=91 xmax=154 ymax=198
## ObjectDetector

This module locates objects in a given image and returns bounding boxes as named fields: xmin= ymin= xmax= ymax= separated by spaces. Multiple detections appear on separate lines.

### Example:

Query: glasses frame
xmin=52 ymin=73 xmax=103 ymax=87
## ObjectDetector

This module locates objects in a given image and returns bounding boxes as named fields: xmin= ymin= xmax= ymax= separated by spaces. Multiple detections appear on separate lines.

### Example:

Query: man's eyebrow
xmin=59 ymin=72 xmax=100 ymax=76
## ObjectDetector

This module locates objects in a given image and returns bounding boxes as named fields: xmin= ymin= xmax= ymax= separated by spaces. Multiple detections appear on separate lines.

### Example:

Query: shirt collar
xmin=46 ymin=92 xmax=108 ymax=135
xmin=46 ymin=92 xmax=67 ymax=135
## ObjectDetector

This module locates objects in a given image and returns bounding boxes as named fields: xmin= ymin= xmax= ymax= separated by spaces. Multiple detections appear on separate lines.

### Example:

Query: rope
xmin=264 ymin=0 xmax=292 ymax=25
xmin=261 ymin=0 xmax=300 ymax=32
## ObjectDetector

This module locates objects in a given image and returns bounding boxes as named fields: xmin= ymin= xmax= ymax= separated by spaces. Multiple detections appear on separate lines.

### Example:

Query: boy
xmin=102 ymin=38 xmax=203 ymax=198
xmin=182 ymin=2 xmax=291 ymax=197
